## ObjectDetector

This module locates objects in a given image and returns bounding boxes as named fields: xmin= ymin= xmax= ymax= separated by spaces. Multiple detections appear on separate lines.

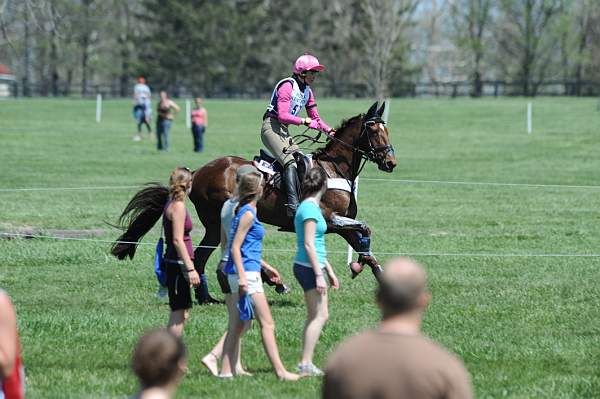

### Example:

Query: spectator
xmin=162 ymin=167 xmax=201 ymax=336
xmin=201 ymin=165 xmax=289 ymax=376
xmin=156 ymin=91 xmax=180 ymax=151
xmin=132 ymin=77 xmax=152 ymax=141
xmin=131 ymin=328 xmax=186 ymax=399
xmin=322 ymin=257 xmax=474 ymax=399
xmin=219 ymin=170 xmax=299 ymax=381
xmin=293 ymin=166 xmax=338 ymax=376
xmin=190 ymin=97 xmax=207 ymax=152
xmin=0 ymin=290 xmax=25 ymax=399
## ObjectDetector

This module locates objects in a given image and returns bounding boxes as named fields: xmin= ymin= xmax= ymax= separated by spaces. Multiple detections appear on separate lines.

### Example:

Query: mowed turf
xmin=1 ymin=97 xmax=599 ymax=398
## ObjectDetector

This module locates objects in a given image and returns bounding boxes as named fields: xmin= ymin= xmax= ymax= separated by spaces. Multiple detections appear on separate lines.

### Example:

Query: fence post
xmin=527 ymin=102 xmax=532 ymax=134
xmin=96 ymin=94 xmax=102 ymax=123
xmin=186 ymin=99 xmax=191 ymax=129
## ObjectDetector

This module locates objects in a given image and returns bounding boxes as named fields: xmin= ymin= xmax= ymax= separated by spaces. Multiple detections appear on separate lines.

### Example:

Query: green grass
xmin=1 ymin=97 xmax=600 ymax=398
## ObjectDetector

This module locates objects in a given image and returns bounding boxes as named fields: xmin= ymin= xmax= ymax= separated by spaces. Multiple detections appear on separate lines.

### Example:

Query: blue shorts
xmin=293 ymin=263 xmax=323 ymax=292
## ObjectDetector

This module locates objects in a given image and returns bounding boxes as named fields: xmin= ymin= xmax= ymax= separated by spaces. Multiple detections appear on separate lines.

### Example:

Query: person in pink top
xmin=190 ymin=97 xmax=208 ymax=152
xmin=261 ymin=54 xmax=334 ymax=218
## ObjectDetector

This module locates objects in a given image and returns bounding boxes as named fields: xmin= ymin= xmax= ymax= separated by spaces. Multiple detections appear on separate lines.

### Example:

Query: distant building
xmin=0 ymin=64 xmax=15 ymax=97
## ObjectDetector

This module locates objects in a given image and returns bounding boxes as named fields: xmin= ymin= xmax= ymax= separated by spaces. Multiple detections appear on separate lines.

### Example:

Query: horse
xmin=111 ymin=101 xmax=396 ymax=300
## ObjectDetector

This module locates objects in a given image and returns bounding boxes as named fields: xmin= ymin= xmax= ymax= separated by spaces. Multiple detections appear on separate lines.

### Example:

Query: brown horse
xmin=112 ymin=102 xmax=396 ymax=298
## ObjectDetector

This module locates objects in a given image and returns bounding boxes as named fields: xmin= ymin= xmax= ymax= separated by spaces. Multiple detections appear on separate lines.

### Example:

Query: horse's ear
xmin=366 ymin=102 xmax=378 ymax=119
xmin=377 ymin=102 xmax=385 ymax=117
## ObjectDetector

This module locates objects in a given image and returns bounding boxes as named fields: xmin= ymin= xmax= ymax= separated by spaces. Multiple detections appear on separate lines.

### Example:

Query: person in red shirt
xmin=0 ymin=290 xmax=24 ymax=399
xmin=190 ymin=97 xmax=208 ymax=153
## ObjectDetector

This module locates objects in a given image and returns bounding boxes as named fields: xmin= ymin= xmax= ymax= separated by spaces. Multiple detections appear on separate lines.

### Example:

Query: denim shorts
xmin=293 ymin=263 xmax=324 ymax=292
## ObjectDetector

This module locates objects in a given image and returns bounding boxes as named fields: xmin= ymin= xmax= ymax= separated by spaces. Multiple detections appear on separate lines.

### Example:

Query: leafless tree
xmin=361 ymin=0 xmax=419 ymax=100
xmin=450 ymin=0 xmax=493 ymax=96
xmin=496 ymin=0 xmax=561 ymax=96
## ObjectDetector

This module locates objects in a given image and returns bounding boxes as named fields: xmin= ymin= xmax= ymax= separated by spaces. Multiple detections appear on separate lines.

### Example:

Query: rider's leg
xmin=283 ymin=161 xmax=300 ymax=217
xmin=260 ymin=117 xmax=301 ymax=217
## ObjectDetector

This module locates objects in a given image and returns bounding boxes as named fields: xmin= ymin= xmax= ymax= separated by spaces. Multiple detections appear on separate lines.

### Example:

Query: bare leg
xmin=300 ymin=289 xmax=329 ymax=366
xmin=167 ymin=309 xmax=189 ymax=337
xmin=203 ymin=294 xmax=251 ymax=376
xmin=251 ymin=293 xmax=300 ymax=381
xmin=220 ymin=292 xmax=246 ymax=377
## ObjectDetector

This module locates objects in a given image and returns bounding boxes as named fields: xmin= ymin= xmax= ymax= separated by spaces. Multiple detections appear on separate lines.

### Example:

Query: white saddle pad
xmin=327 ymin=178 xmax=354 ymax=193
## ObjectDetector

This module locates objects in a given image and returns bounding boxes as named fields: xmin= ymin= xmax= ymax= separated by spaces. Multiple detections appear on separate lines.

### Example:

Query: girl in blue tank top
xmin=220 ymin=171 xmax=300 ymax=381
xmin=224 ymin=203 xmax=263 ymax=274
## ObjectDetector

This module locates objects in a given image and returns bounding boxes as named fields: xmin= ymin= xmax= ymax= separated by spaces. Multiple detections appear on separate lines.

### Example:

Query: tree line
xmin=1 ymin=0 xmax=599 ymax=98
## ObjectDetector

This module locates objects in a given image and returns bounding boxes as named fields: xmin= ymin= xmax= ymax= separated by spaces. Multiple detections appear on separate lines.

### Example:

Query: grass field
xmin=1 ymin=97 xmax=599 ymax=398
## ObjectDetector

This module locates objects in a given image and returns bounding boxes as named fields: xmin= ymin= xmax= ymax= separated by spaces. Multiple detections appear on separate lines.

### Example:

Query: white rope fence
xmin=1 ymin=178 xmax=599 ymax=193
xmin=3 ymin=232 xmax=600 ymax=258
xmin=0 ymin=185 xmax=140 ymax=192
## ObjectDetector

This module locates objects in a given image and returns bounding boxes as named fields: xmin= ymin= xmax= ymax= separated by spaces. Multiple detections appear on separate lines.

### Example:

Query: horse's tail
xmin=111 ymin=183 xmax=169 ymax=260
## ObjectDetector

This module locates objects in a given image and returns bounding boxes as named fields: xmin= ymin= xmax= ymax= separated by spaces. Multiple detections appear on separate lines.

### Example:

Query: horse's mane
xmin=312 ymin=114 xmax=364 ymax=158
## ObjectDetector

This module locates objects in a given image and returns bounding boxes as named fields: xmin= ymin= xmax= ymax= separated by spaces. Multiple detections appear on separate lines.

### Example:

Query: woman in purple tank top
xmin=163 ymin=167 xmax=200 ymax=337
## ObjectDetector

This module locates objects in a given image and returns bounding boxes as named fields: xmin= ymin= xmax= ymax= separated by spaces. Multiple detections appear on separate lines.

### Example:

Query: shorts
xmin=216 ymin=260 xmax=231 ymax=294
xmin=227 ymin=271 xmax=264 ymax=296
xmin=165 ymin=260 xmax=193 ymax=311
xmin=293 ymin=263 xmax=324 ymax=292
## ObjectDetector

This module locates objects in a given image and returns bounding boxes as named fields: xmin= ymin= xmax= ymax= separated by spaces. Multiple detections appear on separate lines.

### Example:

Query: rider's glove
xmin=308 ymin=119 xmax=320 ymax=130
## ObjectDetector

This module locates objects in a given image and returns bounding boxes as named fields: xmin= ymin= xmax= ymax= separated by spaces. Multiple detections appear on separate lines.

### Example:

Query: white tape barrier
xmin=3 ymin=233 xmax=600 ymax=258
xmin=2 ymin=178 xmax=600 ymax=193
xmin=0 ymin=185 xmax=140 ymax=192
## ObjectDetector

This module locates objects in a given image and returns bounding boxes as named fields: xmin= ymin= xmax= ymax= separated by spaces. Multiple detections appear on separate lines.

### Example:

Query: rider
xmin=261 ymin=53 xmax=334 ymax=218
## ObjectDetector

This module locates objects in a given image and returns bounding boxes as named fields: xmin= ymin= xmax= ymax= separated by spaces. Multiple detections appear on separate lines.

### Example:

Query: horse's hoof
xmin=198 ymin=296 xmax=224 ymax=305
xmin=349 ymin=262 xmax=364 ymax=279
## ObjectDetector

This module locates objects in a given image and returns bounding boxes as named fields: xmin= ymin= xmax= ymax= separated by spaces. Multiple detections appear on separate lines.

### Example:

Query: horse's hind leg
xmin=193 ymin=224 xmax=221 ymax=304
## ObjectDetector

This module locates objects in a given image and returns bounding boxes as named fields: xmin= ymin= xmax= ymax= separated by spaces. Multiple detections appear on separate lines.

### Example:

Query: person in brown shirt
xmin=156 ymin=91 xmax=180 ymax=151
xmin=322 ymin=257 xmax=474 ymax=399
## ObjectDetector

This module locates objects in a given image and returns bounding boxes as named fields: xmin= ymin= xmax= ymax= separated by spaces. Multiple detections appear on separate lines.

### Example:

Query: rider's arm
xmin=305 ymin=90 xmax=332 ymax=132
xmin=276 ymin=82 xmax=304 ymax=126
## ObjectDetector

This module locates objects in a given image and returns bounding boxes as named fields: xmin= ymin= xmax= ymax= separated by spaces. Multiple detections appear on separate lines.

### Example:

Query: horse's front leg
xmin=328 ymin=214 xmax=382 ymax=283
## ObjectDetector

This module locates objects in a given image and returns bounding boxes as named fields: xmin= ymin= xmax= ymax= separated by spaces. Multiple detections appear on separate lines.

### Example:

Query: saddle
xmin=253 ymin=149 xmax=313 ymax=190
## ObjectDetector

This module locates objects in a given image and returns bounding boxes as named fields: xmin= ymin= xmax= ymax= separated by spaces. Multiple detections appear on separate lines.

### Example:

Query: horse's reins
xmin=290 ymin=116 xmax=394 ymax=165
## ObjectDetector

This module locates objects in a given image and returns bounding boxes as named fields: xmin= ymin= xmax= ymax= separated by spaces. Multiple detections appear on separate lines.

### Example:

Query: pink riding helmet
xmin=293 ymin=54 xmax=326 ymax=74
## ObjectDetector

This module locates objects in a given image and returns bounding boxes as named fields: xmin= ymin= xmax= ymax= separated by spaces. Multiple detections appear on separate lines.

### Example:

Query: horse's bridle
xmin=292 ymin=114 xmax=395 ymax=183
xmin=360 ymin=117 xmax=395 ymax=164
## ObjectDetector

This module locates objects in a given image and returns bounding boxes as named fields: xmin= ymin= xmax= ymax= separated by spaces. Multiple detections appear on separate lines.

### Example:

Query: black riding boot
xmin=283 ymin=163 xmax=300 ymax=218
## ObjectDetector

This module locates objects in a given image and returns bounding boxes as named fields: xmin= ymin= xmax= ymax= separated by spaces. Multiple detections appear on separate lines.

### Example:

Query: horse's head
xmin=361 ymin=102 xmax=397 ymax=172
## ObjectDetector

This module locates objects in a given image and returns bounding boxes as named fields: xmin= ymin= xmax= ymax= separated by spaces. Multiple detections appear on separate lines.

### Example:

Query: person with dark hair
xmin=156 ymin=91 xmax=180 ymax=151
xmin=322 ymin=257 xmax=474 ymax=399
xmin=131 ymin=328 xmax=186 ymax=399
xmin=162 ymin=167 xmax=200 ymax=336
xmin=219 ymin=170 xmax=300 ymax=381
xmin=293 ymin=166 xmax=338 ymax=376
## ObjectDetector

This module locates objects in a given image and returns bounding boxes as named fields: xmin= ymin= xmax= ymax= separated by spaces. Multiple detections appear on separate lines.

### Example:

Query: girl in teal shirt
xmin=293 ymin=167 xmax=339 ymax=376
